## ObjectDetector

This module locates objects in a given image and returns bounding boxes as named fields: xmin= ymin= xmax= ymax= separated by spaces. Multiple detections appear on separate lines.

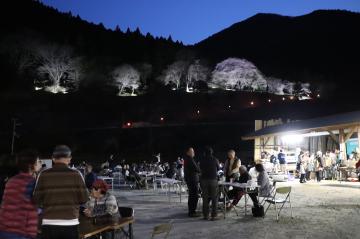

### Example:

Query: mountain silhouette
xmin=195 ymin=10 xmax=360 ymax=96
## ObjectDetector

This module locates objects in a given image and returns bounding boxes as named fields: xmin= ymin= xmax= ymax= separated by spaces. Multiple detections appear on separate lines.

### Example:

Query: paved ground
xmin=113 ymin=180 xmax=360 ymax=239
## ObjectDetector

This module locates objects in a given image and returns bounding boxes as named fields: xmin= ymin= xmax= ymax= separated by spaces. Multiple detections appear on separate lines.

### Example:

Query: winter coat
xmin=0 ymin=173 xmax=38 ymax=239
xmin=257 ymin=171 xmax=272 ymax=197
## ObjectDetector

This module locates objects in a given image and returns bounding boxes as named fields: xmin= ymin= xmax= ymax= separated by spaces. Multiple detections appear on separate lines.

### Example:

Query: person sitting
xmin=84 ymin=179 xmax=119 ymax=218
xmin=84 ymin=179 xmax=119 ymax=238
xmin=223 ymin=150 xmax=241 ymax=182
xmin=248 ymin=160 xmax=259 ymax=180
xmin=226 ymin=166 xmax=259 ymax=211
xmin=165 ymin=162 xmax=177 ymax=179
xmin=255 ymin=164 xmax=273 ymax=197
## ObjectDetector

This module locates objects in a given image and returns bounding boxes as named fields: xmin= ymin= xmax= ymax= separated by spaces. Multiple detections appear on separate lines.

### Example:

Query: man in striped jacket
xmin=33 ymin=145 xmax=88 ymax=239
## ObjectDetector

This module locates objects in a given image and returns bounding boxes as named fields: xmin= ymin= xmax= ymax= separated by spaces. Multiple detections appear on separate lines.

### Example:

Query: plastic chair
xmin=264 ymin=186 xmax=293 ymax=221
xmin=150 ymin=220 xmax=173 ymax=239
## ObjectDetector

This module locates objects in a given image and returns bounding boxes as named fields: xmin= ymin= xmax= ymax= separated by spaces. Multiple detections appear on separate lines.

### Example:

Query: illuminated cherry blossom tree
xmin=186 ymin=60 xmax=210 ymax=92
xmin=112 ymin=64 xmax=141 ymax=96
xmin=157 ymin=60 xmax=188 ymax=90
xmin=35 ymin=44 xmax=82 ymax=93
xmin=210 ymin=58 xmax=267 ymax=91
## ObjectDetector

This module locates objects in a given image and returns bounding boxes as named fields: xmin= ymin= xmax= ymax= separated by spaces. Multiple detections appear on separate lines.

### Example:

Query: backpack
xmin=252 ymin=205 xmax=264 ymax=217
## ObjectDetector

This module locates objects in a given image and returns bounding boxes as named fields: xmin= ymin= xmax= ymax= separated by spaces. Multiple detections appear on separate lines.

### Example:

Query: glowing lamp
xmin=268 ymin=99 xmax=271 ymax=103
xmin=126 ymin=122 xmax=132 ymax=127
xmin=282 ymin=97 xmax=285 ymax=101
xmin=281 ymin=134 xmax=303 ymax=144
xmin=250 ymin=101 xmax=254 ymax=105
xmin=197 ymin=110 xmax=200 ymax=114
xmin=160 ymin=117 xmax=164 ymax=121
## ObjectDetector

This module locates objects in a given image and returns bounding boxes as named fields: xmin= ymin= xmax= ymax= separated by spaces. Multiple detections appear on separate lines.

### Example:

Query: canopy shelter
xmin=242 ymin=111 xmax=360 ymax=162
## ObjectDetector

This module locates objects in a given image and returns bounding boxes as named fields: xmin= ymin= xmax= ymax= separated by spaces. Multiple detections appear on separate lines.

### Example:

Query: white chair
xmin=264 ymin=186 xmax=293 ymax=221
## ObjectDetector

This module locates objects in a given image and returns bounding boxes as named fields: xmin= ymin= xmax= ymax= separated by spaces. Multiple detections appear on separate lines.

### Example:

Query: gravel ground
xmin=113 ymin=180 xmax=360 ymax=239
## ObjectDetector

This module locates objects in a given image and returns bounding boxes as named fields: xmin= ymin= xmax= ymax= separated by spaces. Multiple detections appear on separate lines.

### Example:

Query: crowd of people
xmin=183 ymin=147 xmax=273 ymax=220
xmin=3 ymin=144 xmax=360 ymax=238
xmin=0 ymin=145 xmax=120 ymax=239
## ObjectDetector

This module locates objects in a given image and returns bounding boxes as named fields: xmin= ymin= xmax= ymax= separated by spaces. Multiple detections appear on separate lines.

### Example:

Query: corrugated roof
xmin=242 ymin=110 xmax=360 ymax=140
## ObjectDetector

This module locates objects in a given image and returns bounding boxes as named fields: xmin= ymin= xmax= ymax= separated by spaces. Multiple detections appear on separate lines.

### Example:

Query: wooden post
xmin=254 ymin=120 xmax=263 ymax=162
xmin=339 ymin=129 xmax=347 ymax=160
xmin=358 ymin=127 xmax=360 ymax=150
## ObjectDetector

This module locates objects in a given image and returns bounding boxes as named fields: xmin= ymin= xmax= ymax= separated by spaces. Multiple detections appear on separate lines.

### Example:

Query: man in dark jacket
xmin=183 ymin=147 xmax=200 ymax=217
xmin=34 ymin=145 xmax=88 ymax=239
xmin=199 ymin=146 xmax=220 ymax=220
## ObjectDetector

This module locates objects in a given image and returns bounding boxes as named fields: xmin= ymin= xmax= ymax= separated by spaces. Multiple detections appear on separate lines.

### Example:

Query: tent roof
xmin=242 ymin=110 xmax=360 ymax=140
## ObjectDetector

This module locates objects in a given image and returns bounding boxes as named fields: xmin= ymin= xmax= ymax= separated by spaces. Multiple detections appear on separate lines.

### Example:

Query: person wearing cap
xmin=84 ymin=179 xmax=119 ymax=219
xmin=33 ymin=145 xmax=88 ymax=239
xmin=84 ymin=179 xmax=119 ymax=239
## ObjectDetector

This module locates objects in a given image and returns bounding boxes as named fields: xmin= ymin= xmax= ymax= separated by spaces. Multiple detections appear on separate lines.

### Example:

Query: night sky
xmin=42 ymin=0 xmax=360 ymax=44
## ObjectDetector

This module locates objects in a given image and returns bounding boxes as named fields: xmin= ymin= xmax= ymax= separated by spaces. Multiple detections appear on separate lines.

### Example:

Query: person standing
xmin=0 ymin=150 xmax=41 ymax=239
xmin=277 ymin=149 xmax=287 ymax=173
xmin=85 ymin=164 xmax=97 ymax=190
xmin=33 ymin=145 xmax=88 ymax=239
xmin=223 ymin=149 xmax=241 ymax=182
xmin=315 ymin=151 xmax=324 ymax=182
xmin=297 ymin=151 xmax=306 ymax=183
xmin=199 ymin=146 xmax=220 ymax=221
xmin=183 ymin=147 xmax=200 ymax=217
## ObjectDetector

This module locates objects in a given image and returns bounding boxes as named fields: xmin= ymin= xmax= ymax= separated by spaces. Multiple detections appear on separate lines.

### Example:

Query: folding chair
xmin=259 ymin=181 xmax=277 ymax=205
xmin=264 ymin=186 xmax=293 ymax=221
xmin=118 ymin=207 xmax=134 ymax=218
xmin=150 ymin=220 xmax=173 ymax=239
xmin=114 ymin=207 xmax=134 ymax=238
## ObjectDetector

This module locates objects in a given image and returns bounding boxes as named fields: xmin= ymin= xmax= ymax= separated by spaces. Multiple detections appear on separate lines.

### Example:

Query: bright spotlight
xmin=281 ymin=134 xmax=303 ymax=144
xmin=250 ymin=101 xmax=254 ymax=105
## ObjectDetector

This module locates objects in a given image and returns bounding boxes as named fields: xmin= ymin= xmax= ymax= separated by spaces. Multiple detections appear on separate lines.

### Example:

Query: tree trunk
xmin=119 ymin=85 xmax=124 ymax=95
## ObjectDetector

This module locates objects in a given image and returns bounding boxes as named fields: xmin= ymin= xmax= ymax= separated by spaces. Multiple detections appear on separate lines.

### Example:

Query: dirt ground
xmin=114 ymin=180 xmax=360 ymax=239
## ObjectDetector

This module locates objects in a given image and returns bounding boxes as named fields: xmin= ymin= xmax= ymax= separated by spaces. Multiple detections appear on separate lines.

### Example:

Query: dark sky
xmin=42 ymin=0 xmax=360 ymax=45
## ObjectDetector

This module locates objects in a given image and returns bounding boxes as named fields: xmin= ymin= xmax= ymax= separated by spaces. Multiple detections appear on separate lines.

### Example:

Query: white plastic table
xmin=155 ymin=178 xmax=182 ymax=203
xmin=218 ymin=181 xmax=260 ymax=218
